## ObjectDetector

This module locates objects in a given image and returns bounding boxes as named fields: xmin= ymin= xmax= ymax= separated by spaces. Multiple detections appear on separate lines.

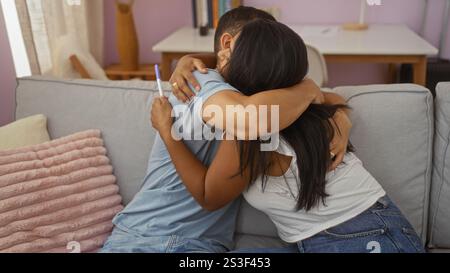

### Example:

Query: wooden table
xmin=152 ymin=25 xmax=438 ymax=85
xmin=105 ymin=64 xmax=158 ymax=81
xmin=153 ymin=27 xmax=214 ymax=81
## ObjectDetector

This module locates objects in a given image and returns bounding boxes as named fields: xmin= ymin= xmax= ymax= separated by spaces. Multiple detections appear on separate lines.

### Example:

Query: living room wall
xmin=0 ymin=4 xmax=17 ymax=126
xmin=104 ymin=0 xmax=192 ymax=69
xmin=104 ymin=0 xmax=450 ymax=87
xmin=0 ymin=1 xmax=449 ymax=126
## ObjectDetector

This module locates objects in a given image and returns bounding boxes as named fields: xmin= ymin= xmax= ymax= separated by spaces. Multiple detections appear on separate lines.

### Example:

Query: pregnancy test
xmin=154 ymin=64 xmax=164 ymax=97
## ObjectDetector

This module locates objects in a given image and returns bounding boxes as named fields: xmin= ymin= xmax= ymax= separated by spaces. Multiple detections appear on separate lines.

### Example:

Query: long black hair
xmin=224 ymin=19 xmax=353 ymax=211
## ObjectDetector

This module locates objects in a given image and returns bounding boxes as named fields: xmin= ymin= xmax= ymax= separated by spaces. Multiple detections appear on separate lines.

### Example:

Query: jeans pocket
xmin=323 ymin=228 xmax=386 ymax=239
xmin=322 ymin=208 xmax=387 ymax=239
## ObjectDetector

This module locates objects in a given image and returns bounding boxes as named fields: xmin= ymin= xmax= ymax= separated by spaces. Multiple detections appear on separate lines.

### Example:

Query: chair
xmin=306 ymin=44 xmax=328 ymax=87
xmin=70 ymin=55 xmax=92 ymax=79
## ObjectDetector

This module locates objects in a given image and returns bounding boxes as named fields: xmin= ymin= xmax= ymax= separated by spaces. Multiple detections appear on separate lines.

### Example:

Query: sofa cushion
xmin=333 ymin=84 xmax=433 ymax=241
xmin=15 ymin=77 xmax=170 ymax=204
xmin=0 ymin=115 xmax=50 ymax=151
xmin=0 ymin=130 xmax=123 ymax=253
xmin=428 ymin=82 xmax=450 ymax=249
xmin=235 ymin=199 xmax=278 ymax=238
xmin=15 ymin=78 xmax=434 ymax=247
xmin=234 ymin=234 xmax=290 ymax=250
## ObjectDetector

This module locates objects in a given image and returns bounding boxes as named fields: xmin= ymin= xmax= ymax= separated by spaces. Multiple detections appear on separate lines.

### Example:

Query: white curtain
xmin=15 ymin=0 xmax=104 ymax=76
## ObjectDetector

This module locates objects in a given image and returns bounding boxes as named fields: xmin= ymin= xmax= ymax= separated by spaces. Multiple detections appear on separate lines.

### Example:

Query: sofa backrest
xmin=428 ymin=82 xmax=450 ymax=249
xmin=333 ymin=84 xmax=434 ymax=241
xmin=236 ymin=84 xmax=434 ymax=241
xmin=15 ymin=77 xmax=164 ymax=204
xmin=16 ymin=78 xmax=434 ymax=242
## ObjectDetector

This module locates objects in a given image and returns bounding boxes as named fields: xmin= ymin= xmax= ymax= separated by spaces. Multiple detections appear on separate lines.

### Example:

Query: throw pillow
xmin=0 ymin=115 xmax=50 ymax=151
xmin=0 ymin=129 xmax=123 ymax=253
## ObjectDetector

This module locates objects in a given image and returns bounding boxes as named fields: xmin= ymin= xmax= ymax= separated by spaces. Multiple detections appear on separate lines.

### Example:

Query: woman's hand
xmin=329 ymin=110 xmax=353 ymax=170
xmin=151 ymin=96 xmax=174 ymax=136
xmin=169 ymin=55 xmax=208 ymax=103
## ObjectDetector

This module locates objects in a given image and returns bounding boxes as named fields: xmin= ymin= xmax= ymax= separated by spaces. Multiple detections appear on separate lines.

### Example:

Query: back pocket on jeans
xmin=323 ymin=228 xmax=386 ymax=239
xmin=322 ymin=211 xmax=387 ymax=239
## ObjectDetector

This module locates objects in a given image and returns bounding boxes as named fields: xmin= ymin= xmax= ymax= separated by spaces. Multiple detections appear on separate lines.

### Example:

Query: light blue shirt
xmin=113 ymin=70 xmax=240 ymax=250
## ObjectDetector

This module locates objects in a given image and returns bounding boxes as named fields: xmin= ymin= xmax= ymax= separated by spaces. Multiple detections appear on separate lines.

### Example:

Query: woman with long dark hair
xmin=151 ymin=19 xmax=424 ymax=253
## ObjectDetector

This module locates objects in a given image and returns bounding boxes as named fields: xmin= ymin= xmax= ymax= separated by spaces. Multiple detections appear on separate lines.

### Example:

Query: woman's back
xmin=243 ymin=139 xmax=385 ymax=243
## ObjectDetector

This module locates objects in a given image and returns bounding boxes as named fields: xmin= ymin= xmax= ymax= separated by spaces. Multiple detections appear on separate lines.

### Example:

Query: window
xmin=1 ymin=0 xmax=31 ymax=77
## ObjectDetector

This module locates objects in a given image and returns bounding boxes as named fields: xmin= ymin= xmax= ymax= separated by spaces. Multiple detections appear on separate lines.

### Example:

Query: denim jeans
xmin=234 ymin=196 xmax=425 ymax=253
xmin=100 ymin=227 xmax=228 ymax=253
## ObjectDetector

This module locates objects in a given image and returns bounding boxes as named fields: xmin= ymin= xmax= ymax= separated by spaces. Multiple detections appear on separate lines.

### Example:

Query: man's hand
xmin=329 ymin=110 xmax=352 ymax=170
xmin=169 ymin=55 xmax=208 ymax=103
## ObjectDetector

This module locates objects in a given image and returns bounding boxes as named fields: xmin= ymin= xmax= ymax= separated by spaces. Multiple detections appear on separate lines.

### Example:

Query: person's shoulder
xmin=192 ymin=69 xmax=226 ymax=85
xmin=193 ymin=69 xmax=238 ymax=99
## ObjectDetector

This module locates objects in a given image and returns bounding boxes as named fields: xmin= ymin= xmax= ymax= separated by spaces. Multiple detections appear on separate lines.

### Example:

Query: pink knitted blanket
xmin=0 ymin=130 xmax=123 ymax=253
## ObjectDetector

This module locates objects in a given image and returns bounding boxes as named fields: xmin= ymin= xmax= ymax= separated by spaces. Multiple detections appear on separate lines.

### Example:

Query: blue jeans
xmin=100 ymin=227 xmax=228 ymax=253
xmin=234 ymin=196 xmax=425 ymax=253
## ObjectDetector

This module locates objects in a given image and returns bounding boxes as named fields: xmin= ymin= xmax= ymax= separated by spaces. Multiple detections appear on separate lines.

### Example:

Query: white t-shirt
xmin=243 ymin=139 xmax=386 ymax=243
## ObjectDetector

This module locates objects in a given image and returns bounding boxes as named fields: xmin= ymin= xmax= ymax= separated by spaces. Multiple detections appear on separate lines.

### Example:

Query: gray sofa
xmin=14 ymin=77 xmax=450 ymax=252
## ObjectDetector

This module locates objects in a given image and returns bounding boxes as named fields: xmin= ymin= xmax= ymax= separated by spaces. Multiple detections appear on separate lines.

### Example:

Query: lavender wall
xmin=104 ymin=0 xmax=192 ymax=68
xmin=104 ymin=0 xmax=450 ymax=87
xmin=0 ymin=4 xmax=17 ymax=126
xmin=246 ymin=0 xmax=450 ymax=86
xmin=1 ymin=1 xmax=449 ymax=124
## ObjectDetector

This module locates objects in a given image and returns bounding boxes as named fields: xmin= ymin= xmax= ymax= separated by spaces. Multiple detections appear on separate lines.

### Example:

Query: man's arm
xmin=204 ymin=88 xmax=352 ymax=169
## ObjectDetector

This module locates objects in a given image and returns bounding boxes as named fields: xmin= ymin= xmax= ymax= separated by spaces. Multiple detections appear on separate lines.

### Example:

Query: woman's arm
xmin=151 ymin=97 xmax=250 ymax=211
xmin=170 ymin=57 xmax=345 ymax=140
xmin=170 ymin=56 xmax=351 ymax=167
xmin=162 ymin=134 xmax=248 ymax=211
xmin=202 ymin=79 xmax=322 ymax=140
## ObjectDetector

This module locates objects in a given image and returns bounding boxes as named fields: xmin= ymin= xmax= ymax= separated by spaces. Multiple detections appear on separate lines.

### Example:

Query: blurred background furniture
xmin=153 ymin=25 xmax=438 ymax=86
xmin=69 ymin=55 xmax=92 ymax=79
xmin=342 ymin=0 xmax=374 ymax=31
xmin=153 ymin=27 xmax=214 ymax=81
xmin=52 ymin=34 xmax=108 ymax=80
xmin=400 ymin=0 xmax=450 ymax=95
xmin=105 ymin=64 xmax=157 ymax=80
xmin=306 ymin=44 xmax=328 ymax=87
xmin=12 ymin=0 xmax=104 ymax=77
xmin=115 ymin=0 xmax=139 ymax=71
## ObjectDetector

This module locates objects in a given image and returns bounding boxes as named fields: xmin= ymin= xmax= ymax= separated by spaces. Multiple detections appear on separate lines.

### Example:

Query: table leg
xmin=161 ymin=53 xmax=172 ymax=81
xmin=412 ymin=56 xmax=427 ymax=86
xmin=388 ymin=64 xmax=398 ymax=83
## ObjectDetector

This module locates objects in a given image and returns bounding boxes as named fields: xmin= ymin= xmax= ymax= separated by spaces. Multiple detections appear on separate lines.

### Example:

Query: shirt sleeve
xmin=192 ymin=70 xmax=238 ymax=103
xmin=168 ymin=70 xmax=239 ymax=138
